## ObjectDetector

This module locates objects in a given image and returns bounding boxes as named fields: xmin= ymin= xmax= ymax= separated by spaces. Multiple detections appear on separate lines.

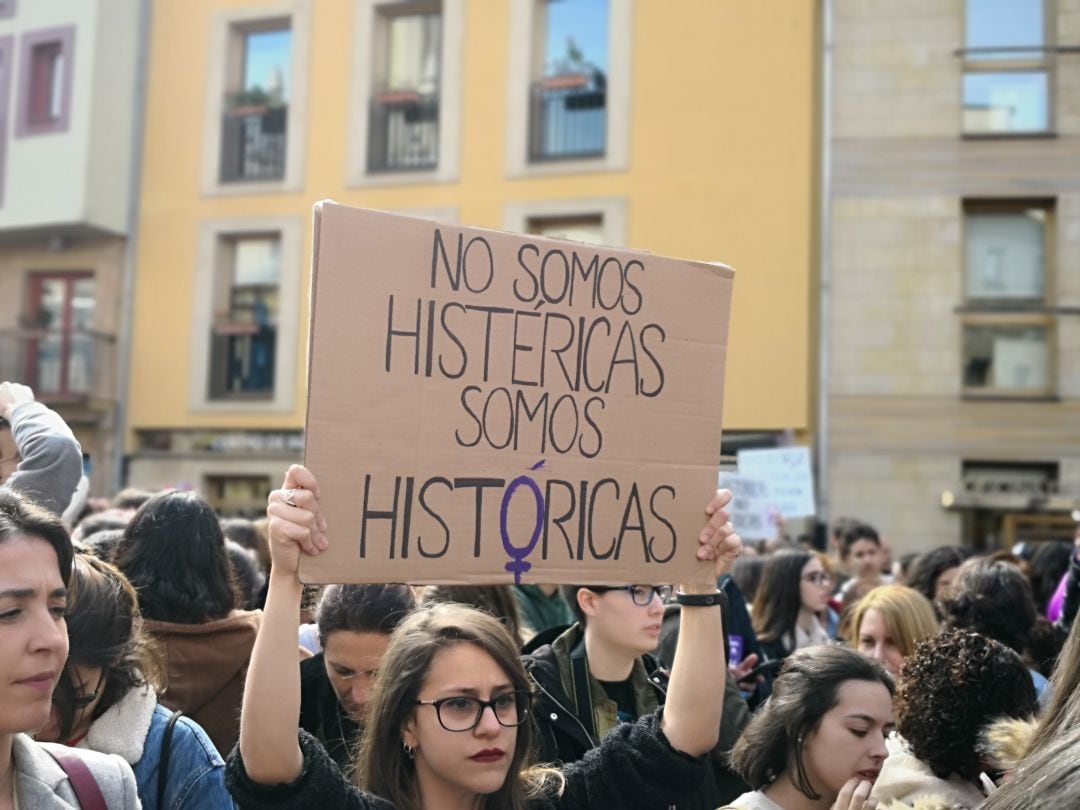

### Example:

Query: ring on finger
xmin=283 ymin=488 xmax=298 ymax=507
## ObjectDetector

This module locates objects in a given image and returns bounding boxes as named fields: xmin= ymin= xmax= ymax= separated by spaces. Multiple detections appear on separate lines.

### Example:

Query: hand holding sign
xmin=698 ymin=488 xmax=742 ymax=575
xmin=266 ymin=464 xmax=328 ymax=579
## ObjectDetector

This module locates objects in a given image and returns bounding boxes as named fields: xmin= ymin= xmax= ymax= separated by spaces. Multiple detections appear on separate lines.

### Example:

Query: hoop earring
xmin=402 ymin=740 xmax=416 ymax=760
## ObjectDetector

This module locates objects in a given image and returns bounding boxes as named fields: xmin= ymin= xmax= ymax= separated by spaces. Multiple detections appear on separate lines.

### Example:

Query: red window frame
xmin=24 ymin=271 xmax=94 ymax=398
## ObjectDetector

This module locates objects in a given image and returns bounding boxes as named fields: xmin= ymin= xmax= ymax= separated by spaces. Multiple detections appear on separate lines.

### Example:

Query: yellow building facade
xmin=128 ymin=0 xmax=818 ymax=513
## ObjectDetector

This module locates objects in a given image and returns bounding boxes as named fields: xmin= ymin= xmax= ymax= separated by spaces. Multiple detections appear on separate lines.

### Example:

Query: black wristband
xmin=674 ymin=589 xmax=723 ymax=607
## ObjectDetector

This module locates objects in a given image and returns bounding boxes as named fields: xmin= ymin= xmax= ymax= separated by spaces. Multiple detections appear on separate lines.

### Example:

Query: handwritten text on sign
xmin=301 ymin=205 xmax=733 ymax=585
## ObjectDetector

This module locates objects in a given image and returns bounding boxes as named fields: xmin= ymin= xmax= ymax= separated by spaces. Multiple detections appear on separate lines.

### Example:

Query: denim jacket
xmin=75 ymin=684 xmax=233 ymax=809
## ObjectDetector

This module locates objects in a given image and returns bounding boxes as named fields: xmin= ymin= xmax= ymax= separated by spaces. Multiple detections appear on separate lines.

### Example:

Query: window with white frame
xmin=368 ymin=3 xmax=443 ymax=173
xmin=209 ymin=235 xmax=281 ymax=400
xmin=529 ymin=0 xmax=609 ymax=162
xmin=962 ymin=0 xmax=1049 ymax=135
xmin=220 ymin=22 xmax=292 ymax=183
xmin=961 ymin=201 xmax=1055 ymax=397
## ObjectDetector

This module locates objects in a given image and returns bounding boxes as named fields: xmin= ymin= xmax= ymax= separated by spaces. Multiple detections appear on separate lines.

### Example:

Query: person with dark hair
xmin=111 ymin=488 xmax=156 ymax=513
xmin=115 ymin=489 xmax=260 ymax=756
xmin=907 ymin=546 xmax=965 ymax=612
xmin=837 ymin=523 xmax=885 ymax=610
xmin=222 ymin=518 xmax=271 ymax=574
xmin=81 ymin=527 xmax=126 ymax=563
xmin=752 ymin=551 xmax=833 ymax=666
xmin=36 ymin=553 xmax=233 ymax=808
xmin=527 ymin=576 xmax=750 ymax=806
xmin=227 ymin=540 xmax=266 ymax=611
xmin=871 ymin=630 xmax=1038 ymax=808
xmin=938 ymin=556 xmax=1052 ymax=705
xmin=299 ymin=583 xmax=417 ymax=769
xmin=0 ymin=490 xmax=140 ymax=807
xmin=732 ymin=555 xmax=765 ymax=605
xmin=422 ymin=585 xmax=525 ymax=646
xmin=0 ymin=381 xmax=88 ymax=527
xmin=225 ymin=465 xmax=741 ymax=810
xmin=1028 ymin=540 xmax=1072 ymax=616
xmin=71 ymin=510 xmax=131 ymax=544
xmin=725 ymin=645 xmax=894 ymax=809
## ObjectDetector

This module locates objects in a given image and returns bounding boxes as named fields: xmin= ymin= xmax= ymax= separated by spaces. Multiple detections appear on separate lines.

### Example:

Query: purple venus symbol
xmin=500 ymin=460 xmax=546 ymax=584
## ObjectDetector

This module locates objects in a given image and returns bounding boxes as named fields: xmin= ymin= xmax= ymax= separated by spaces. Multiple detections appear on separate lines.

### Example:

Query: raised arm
xmin=238 ymin=465 xmax=327 ymax=784
xmin=660 ymin=489 xmax=740 ymax=756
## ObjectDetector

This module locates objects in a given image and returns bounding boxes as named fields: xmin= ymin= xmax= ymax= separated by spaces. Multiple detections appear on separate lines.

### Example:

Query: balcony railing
xmin=529 ymin=72 xmax=606 ymax=162
xmin=208 ymin=319 xmax=277 ymax=400
xmin=220 ymin=105 xmax=288 ymax=183
xmin=0 ymin=328 xmax=116 ymax=403
xmin=367 ymin=90 xmax=440 ymax=173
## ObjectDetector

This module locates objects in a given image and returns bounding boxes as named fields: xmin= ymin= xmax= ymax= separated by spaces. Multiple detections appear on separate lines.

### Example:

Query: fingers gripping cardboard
xmin=301 ymin=203 xmax=734 ymax=586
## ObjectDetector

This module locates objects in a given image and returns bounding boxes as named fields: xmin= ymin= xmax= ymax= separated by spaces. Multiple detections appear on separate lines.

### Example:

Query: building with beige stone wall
xmin=828 ymin=0 xmax=1080 ymax=552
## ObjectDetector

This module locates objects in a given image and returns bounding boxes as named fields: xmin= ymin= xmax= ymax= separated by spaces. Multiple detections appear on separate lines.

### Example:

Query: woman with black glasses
xmin=225 ymin=465 xmax=742 ymax=810
xmin=752 ymin=551 xmax=835 ymax=668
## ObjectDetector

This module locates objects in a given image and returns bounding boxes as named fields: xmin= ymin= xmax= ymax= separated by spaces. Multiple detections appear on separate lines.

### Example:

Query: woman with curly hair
xmin=724 ymin=645 xmax=894 ymax=810
xmin=870 ymin=630 xmax=1038 ymax=809
xmin=36 ymin=553 xmax=233 ymax=808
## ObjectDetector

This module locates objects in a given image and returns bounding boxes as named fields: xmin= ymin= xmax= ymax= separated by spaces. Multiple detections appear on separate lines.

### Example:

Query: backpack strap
xmin=157 ymin=710 xmax=183 ymax=808
xmin=46 ymin=748 xmax=108 ymax=810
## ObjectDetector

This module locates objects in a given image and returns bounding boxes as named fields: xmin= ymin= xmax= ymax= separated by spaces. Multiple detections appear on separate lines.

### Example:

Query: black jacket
xmin=522 ymin=633 xmax=732 ymax=810
xmin=298 ymin=653 xmax=362 ymax=771
xmin=225 ymin=714 xmax=707 ymax=809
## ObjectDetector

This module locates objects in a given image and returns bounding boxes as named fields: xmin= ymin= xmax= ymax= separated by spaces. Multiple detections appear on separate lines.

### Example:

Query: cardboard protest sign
xmin=300 ymin=203 xmax=734 ymax=585
xmin=717 ymin=472 xmax=775 ymax=540
xmin=736 ymin=447 xmax=816 ymax=519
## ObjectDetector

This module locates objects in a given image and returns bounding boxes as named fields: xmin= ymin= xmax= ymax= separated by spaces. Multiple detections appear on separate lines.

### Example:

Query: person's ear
xmin=578 ymin=588 xmax=600 ymax=620
xmin=402 ymin=716 xmax=418 ymax=750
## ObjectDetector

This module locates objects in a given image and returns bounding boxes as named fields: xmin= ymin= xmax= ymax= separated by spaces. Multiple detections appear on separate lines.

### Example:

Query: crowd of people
xmin=2 ymin=380 xmax=1079 ymax=810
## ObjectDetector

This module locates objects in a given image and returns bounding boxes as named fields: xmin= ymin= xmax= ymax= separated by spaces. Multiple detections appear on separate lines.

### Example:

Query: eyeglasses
xmin=587 ymin=584 xmax=673 ymax=606
xmin=415 ymin=691 xmax=534 ymax=732
xmin=802 ymin=572 xmax=832 ymax=586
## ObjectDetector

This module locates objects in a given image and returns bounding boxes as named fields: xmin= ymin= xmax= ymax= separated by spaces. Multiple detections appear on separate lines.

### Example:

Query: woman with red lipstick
xmin=0 ymin=490 xmax=140 ymax=808
xmin=225 ymin=464 xmax=741 ymax=810
xmin=724 ymin=645 xmax=894 ymax=810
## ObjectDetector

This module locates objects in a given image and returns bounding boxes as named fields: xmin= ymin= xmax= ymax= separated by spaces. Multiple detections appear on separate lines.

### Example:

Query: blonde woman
xmin=847 ymin=585 xmax=938 ymax=679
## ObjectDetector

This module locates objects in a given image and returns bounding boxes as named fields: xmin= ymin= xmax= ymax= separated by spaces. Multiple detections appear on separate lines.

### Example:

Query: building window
xmin=367 ymin=4 xmax=442 ymax=173
xmin=24 ymin=272 xmax=96 ymax=398
xmin=527 ymin=213 xmax=604 ymax=244
xmin=962 ymin=0 xmax=1048 ymax=135
xmin=209 ymin=235 xmax=280 ymax=400
xmin=529 ymin=0 xmax=608 ymax=161
xmin=962 ymin=201 xmax=1054 ymax=397
xmin=16 ymin=26 xmax=74 ymax=137
xmin=220 ymin=22 xmax=292 ymax=183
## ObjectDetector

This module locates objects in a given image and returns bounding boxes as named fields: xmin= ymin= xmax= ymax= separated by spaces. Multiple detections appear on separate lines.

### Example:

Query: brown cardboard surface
xmin=300 ymin=202 xmax=734 ymax=586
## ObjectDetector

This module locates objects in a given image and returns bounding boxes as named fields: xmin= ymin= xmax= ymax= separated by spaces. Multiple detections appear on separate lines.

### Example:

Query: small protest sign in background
xmin=717 ymin=472 xmax=774 ymax=541
xmin=735 ymin=447 xmax=816 ymax=519
xmin=301 ymin=203 xmax=734 ymax=585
